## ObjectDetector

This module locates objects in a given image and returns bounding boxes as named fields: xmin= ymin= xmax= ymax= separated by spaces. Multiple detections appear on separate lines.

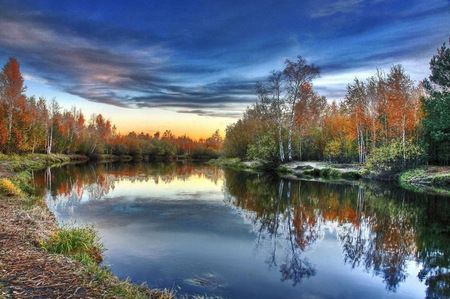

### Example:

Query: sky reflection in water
xmin=34 ymin=162 xmax=449 ymax=299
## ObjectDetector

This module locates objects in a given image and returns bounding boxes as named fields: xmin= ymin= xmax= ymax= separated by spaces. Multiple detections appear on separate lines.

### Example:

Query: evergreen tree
xmin=421 ymin=39 xmax=450 ymax=165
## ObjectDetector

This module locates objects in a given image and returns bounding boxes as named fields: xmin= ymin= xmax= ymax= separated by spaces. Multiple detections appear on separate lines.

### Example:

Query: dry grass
xmin=0 ymin=178 xmax=21 ymax=197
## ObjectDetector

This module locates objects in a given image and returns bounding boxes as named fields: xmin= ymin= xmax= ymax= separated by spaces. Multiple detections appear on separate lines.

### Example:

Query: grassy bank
xmin=399 ymin=167 xmax=450 ymax=195
xmin=209 ymin=157 xmax=362 ymax=180
xmin=209 ymin=157 xmax=450 ymax=196
xmin=0 ymin=153 xmax=87 ymax=172
xmin=0 ymin=154 xmax=173 ymax=298
xmin=296 ymin=167 xmax=362 ymax=180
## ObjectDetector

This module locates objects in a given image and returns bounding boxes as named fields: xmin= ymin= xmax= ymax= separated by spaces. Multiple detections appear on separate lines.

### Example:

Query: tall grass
xmin=41 ymin=226 xmax=104 ymax=266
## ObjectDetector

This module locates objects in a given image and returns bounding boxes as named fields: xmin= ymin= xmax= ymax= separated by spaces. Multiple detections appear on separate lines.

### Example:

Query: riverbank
xmin=0 ymin=154 xmax=173 ymax=298
xmin=399 ymin=167 xmax=450 ymax=195
xmin=208 ymin=157 xmax=362 ymax=179
xmin=208 ymin=157 xmax=450 ymax=194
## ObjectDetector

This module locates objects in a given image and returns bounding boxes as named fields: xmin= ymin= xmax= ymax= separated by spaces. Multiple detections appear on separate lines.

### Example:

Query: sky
xmin=0 ymin=0 xmax=449 ymax=138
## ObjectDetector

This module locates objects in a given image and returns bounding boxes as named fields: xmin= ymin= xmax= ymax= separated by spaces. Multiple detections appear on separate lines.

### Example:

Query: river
xmin=32 ymin=162 xmax=449 ymax=299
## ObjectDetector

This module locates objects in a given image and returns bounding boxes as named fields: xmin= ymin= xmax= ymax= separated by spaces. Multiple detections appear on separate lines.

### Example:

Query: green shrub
xmin=276 ymin=165 xmax=294 ymax=174
xmin=246 ymin=134 xmax=277 ymax=162
xmin=367 ymin=140 xmax=426 ymax=173
xmin=42 ymin=226 xmax=104 ymax=266
xmin=319 ymin=168 xmax=342 ymax=178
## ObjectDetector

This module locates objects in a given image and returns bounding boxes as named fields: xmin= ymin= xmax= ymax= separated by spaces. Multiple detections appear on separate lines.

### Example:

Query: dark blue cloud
xmin=0 ymin=0 xmax=448 ymax=116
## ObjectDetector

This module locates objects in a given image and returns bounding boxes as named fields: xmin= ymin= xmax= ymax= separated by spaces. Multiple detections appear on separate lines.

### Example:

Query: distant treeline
xmin=223 ymin=39 xmax=450 ymax=168
xmin=0 ymin=57 xmax=222 ymax=159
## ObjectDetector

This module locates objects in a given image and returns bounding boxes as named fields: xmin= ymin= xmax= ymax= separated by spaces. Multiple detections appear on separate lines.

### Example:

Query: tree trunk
xmin=402 ymin=115 xmax=406 ymax=166
xmin=357 ymin=123 xmax=366 ymax=164
xmin=288 ymin=123 xmax=293 ymax=161
xmin=360 ymin=125 xmax=365 ymax=164
xmin=287 ymin=107 xmax=295 ymax=161
xmin=89 ymin=138 xmax=98 ymax=155
xmin=278 ymin=122 xmax=284 ymax=162
xmin=46 ymin=124 xmax=53 ymax=154
xmin=7 ymin=112 xmax=12 ymax=143
xmin=298 ymin=136 xmax=302 ymax=161
xmin=372 ymin=119 xmax=376 ymax=150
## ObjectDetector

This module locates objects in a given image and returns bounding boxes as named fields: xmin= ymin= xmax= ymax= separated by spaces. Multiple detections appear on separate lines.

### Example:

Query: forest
xmin=0 ymin=58 xmax=222 ymax=160
xmin=223 ymin=40 xmax=450 ymax=170
xmin=1 ymin=40 xmax=449 ymax=168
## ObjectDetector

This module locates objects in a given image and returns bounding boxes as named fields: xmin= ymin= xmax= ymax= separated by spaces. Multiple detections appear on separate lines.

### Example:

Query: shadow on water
xmin=33 ymin=163 xmax=449 ymax=298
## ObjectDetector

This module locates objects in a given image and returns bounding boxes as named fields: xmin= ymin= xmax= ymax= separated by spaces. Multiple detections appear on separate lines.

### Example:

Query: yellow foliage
xmin=0 ymin=178 xmax=21 ymax=197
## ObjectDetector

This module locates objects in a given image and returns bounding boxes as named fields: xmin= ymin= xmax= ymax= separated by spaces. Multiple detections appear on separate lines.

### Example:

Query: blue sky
xmin=0 ymin=0 xmax=448 ymax=136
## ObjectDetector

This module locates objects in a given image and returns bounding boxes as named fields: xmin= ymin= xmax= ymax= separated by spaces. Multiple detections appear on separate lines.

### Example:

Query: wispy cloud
xmin=0 ymin=3 xmax=257 ymax=115
xmin=310 ymin=0 xmax=368 ymax=18
xmin=0 ymin=0 xmax=448 ymax=114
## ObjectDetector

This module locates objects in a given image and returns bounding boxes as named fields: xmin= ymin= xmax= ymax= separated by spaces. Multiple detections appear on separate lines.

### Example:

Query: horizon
xmin=0 ymin=0 xmax=449 ymax=138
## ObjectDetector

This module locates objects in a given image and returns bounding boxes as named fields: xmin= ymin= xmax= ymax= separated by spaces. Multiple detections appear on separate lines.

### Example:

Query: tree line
xmin=0 ymin=57 xmax=222 ymax=159
xmin=223 ymin=39 xmax=450 ymax=168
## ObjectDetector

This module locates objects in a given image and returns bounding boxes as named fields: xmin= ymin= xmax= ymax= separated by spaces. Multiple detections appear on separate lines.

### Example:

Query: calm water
xmin=33 ymin=162 xmax=449 ymax=299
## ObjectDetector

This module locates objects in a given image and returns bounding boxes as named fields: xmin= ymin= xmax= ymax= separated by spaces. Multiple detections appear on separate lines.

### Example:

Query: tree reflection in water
xmin=33 ymin=162 xmax=223 ymax=204
xmin=223 ymin=169 xmax=449 ymax=296
xmin=34 ymin=164 xmax=449 ymax=297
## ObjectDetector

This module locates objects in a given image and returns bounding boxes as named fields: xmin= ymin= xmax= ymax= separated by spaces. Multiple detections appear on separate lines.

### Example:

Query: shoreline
xmin=0 ymin=154 xmax=173 ymax=298
xmin=1 ymin=154 xmax=448 ymax=297
xmin=208 ymin=157 xmax=450 ymax=195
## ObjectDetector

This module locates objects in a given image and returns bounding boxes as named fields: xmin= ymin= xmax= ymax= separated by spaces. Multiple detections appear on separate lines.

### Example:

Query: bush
xmin=0 ymin=178 xmax=21 ymax=197
xmin=319 ymin=168 xmax=342 ymax=178
xmin=42 ymin=226 xmax=104 ymax=266
xmin=367 ymin=140 xmax=426 ymax=173
xmin=276 ymin=165 xmax=294 ymax=174
xmin=190 ymin=146 xmax=219 ymax=160
xmin=246 ymin=134 xmax=277 ymax=162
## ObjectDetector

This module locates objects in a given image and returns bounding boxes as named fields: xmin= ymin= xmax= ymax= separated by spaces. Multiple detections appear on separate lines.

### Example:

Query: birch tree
xmin=345 ymin=78 xmax=368 ymax=164
xmin=283 ymin=56 xmax=320 ymax=161
xmin=268 ymin=71 xmax=286 ymax=162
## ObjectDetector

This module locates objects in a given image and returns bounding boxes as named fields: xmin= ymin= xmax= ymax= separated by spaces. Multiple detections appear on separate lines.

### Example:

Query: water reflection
xmin=34 ymin=163 xmax=449 ymax=298
xmin=223 ymin=169 xmax=449 ymax=297
xmin=33 ymin=162 xmax=223 ymax=203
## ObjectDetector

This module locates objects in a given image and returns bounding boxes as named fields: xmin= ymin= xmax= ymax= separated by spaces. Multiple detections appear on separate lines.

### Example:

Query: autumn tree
xmin=267 ymin=71 xmax=286 ymax=161
xmin=223 ymin=119 xmax=252 ymax=159
xmin=85 ymin=114 xmax=112 ymax=155
xmin=386 ymin=65 xmax=420 ymax=164
xmin=45 ymin=99 xmax=60 ymax=154
xmin=294 ymin=84 xmax=326 ymax=160
xmin=345 ymin=78 xmax=368 ymax=164
xmin=0 ymin=57 xmax=27 ymax=152
xmin=205 ymin=130 xmax=222 ymax=150
xmin=283 ymin=56 xmax=320 ymax=161
xmin=26 ymin=96 xmax=47 ymax=153
xmin=323 ymin=101 xmax=355 ymax=162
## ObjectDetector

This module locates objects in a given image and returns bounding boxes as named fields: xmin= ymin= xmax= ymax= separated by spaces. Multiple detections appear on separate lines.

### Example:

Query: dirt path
xmin=0 ymin=196 xmax=102 ymax=298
